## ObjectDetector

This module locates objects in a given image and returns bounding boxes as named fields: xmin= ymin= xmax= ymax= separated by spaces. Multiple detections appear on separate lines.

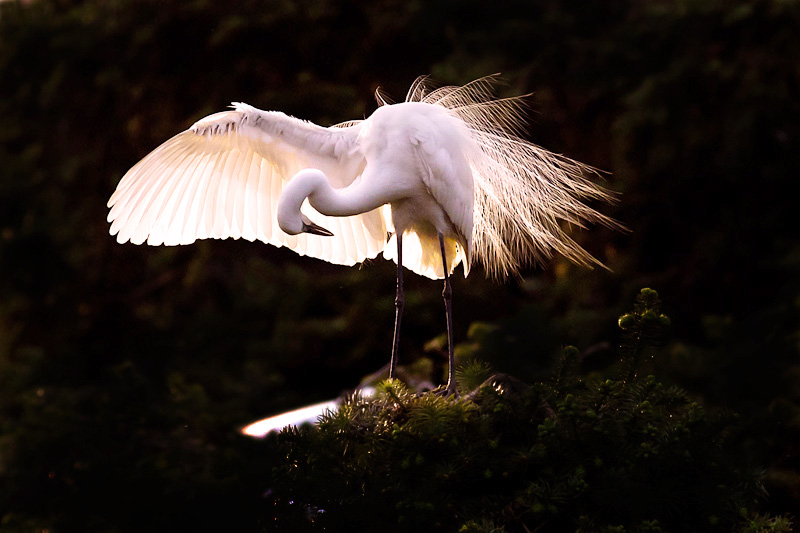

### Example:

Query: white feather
xmin=401 ymin=75 xmax=623 ymax=277
xmin=108 ymin=76 xmax=621 ymax=280
xmin=108 ymin=105 xmax=387 ymax=268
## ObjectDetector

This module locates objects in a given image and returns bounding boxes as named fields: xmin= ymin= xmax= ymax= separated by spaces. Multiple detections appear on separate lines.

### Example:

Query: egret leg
xmin=439 ymin=233 xmax=457 ymax=396
xmin=389 ymin=232 xmax=404 ymax=379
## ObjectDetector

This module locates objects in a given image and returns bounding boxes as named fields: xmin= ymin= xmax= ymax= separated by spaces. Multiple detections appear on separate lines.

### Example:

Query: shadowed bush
xmin=264 ymin=290 xmax=791 ymax=532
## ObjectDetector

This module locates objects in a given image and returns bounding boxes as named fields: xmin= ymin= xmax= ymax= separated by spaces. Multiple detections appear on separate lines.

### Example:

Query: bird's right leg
xmin=389 ymin=232 xmax=404 ymax=379
xmin=439 ymin=233 xmax=457 ymax=396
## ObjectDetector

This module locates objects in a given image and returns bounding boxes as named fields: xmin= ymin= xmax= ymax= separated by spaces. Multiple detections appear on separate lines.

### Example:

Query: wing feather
xmin=145 ymin=146 xmax=200 ymax=245
xmin=336 ymin=216 xmax=356 ymax=264
xmin=109 ymin=142 xmax=180 ymax=238
xmin=259 ymin=160 xmax=275 ymax=241
xmin=108 ymin=105 xmax=390 ymax=266
xmin=180 ymin=149 xmax=214 ymax=244
xmin=219 ymin=149 xmax=240 ymax=235
xmin=239 ymin=149 xmax=258 ymax=241
xmin=231 ymin=151 xmax=248 ymax=238
xmin=349 ymin=215 xmax=367 ymax=259
xmin=206 ymin=149 xmax=230 ymax=237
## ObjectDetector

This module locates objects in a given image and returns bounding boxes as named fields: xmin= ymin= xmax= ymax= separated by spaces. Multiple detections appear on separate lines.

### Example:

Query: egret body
xmin=107 ymin=76 xmax=620 ymax=395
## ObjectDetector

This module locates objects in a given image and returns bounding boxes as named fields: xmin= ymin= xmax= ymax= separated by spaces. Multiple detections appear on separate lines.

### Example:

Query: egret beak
xmin=302 ymin=221 xmax=334 ymax=237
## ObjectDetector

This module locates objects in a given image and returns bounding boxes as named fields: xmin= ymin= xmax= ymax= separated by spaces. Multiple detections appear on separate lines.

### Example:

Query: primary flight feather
xmin=108 ymin=75 xmax=621 ymax=394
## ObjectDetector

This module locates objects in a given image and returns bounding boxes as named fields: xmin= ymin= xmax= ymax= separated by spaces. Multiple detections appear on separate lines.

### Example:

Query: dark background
xmin=1 ymin=0 xmax=798 ymax=530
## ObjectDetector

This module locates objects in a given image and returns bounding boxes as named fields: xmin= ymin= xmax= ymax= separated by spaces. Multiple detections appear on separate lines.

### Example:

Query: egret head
xmin=277 ymin=169 xmax=334 ymax=237
xmin=277 ymin=211 xmax=333 ymax=237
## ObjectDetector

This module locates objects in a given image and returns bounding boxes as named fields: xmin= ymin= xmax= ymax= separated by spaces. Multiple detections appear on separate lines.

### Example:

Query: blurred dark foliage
xmin=0 ymin=0 xmax=798 ymax=530
xmin=265 ymin=291 xmax=791 ymax=531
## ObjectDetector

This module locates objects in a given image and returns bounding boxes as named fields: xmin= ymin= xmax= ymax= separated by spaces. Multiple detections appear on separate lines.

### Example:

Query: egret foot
xmin=432 ymin=384 xmax=459 ymax=398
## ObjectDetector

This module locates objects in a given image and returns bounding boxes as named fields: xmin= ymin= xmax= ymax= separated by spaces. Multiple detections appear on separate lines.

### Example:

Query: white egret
xmin=107 ymin=76 xmax=621 ymax=395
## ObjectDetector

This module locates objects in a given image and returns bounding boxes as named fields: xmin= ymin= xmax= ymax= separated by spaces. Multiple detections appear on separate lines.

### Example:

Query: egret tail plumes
xmin=401 ymin=75 xmax=622 ymax=278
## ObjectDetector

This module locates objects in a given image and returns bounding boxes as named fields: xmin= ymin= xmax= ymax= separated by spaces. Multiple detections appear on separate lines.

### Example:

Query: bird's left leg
xmin=389 ymin=232 xmax=404 ymax=380
xmin=439 ymin=233 xmax=458 ymax=396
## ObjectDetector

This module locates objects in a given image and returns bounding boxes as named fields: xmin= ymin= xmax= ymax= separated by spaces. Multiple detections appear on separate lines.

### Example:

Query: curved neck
xmin=277 ymin=169 xmax=392 ymax=233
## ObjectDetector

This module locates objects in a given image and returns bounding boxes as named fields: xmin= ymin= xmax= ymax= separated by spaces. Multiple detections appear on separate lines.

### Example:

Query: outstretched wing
xmin=107 ymin=103 xmax=389 ymax=266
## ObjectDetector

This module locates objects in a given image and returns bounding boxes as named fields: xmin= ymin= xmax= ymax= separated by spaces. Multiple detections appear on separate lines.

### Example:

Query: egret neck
xmin=277 ymin=168 xmax=395 ymax=235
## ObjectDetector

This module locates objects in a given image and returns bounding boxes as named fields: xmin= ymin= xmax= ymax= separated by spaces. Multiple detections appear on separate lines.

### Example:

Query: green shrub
xmin=264 ymin=289 xmax=790 ymax=531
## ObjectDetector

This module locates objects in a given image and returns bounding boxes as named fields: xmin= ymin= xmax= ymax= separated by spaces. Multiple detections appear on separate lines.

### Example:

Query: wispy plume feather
xmin=396 ymin=75 xmax=623 ymax=278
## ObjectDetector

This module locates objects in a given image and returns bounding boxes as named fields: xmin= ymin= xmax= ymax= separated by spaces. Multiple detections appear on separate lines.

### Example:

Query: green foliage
xmin=455 ymin=358 xmax=494 ymax=392
xmin=264 ymin=290 xmax=790 ymax=531
xmin=617 ymin=288 xmax=671 ymax=381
